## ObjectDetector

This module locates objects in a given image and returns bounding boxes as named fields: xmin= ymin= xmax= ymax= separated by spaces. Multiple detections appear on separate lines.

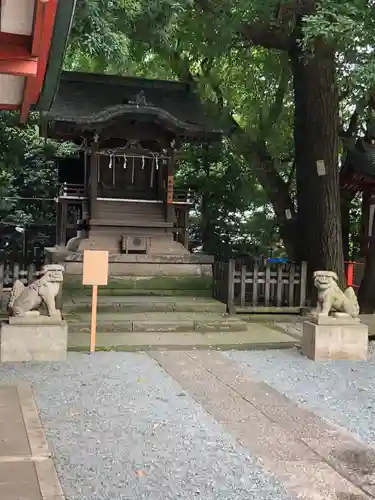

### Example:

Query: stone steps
xmin=66 ymin=312 xmax=246 ymax=334
xmin=67 ymin=326 xmax=297 ymax=351
xmin=63 ymin=296 xmax=226 ymax=314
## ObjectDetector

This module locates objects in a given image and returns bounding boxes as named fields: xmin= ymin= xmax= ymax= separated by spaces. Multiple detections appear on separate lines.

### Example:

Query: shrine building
xmin=40 ymin=71 xmax=221 ymax=276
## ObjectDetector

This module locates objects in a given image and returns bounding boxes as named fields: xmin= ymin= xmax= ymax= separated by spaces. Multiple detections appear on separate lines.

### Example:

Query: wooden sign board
xmin=82 ymin=250 xmax=109 ymax=354
xmin=167 ymin=175 xmax=174 ymax=204
xmin=83 ymin=250 xmax=109 ymax=286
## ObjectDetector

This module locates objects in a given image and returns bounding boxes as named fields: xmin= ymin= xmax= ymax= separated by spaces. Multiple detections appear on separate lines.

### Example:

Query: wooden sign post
xmin=82 ymin=250 xmax=109 ymax=354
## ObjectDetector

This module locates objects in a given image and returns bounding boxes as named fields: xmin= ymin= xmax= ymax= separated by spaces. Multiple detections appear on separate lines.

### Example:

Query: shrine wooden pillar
xmin=360 ymin=187 xmax=372 ymax=255
xmin=55 ymin=201 xmax=61 ymax=245
xmin=183 ymin=208 xmax=189 ymax=249
xmin=166 ymin=147 xmax=175 ymax=222
xmin=59 ymin=201 xmax=68 ymax=246
xmin=90 ymin=143 xmax=99 ymax=214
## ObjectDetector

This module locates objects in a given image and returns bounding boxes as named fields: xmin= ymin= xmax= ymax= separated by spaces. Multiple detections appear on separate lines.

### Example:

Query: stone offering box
xmin=0 ymin=316 xmax=68 ymax=362
xmin=302 ymin=313 xmax=368 ymax=361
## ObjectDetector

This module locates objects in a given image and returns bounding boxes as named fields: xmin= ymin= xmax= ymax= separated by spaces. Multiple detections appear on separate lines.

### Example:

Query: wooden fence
xmin=0 ymin=263 xmax=41 ymax=308
xmin=213 ymin=259 xmax=308 ymax=314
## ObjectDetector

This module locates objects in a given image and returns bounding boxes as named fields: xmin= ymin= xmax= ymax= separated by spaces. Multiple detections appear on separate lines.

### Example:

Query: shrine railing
xmin=59 ymin=183 xmax=87 ymax=199
xmin=173 ymin=188 xmax=194 ymax=204
xmin=213 ymin=259 xmax=308 ymax=314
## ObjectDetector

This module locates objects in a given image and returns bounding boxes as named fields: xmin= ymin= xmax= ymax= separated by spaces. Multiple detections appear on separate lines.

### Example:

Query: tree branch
xmin=200 ymin=58 xmax=224 ymax=109
xmin=340 ymin=96 xmax=368 ymax=141
xmin=241 ymin=23 xmax=293 ymax=51
xmin=259 ymin=60 xmax=289 ymax=136
xmin=286 ymin=161 xmax=296 ymax=189
xmin=193 ymin=0 xmax=295 ymax=51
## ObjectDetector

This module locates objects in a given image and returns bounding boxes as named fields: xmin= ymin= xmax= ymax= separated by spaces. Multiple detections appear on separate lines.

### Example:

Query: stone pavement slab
xmin=0 ymin=384 xmax=65 ymax=500
xmin=150 ymin=350 xmax=375 ymax=500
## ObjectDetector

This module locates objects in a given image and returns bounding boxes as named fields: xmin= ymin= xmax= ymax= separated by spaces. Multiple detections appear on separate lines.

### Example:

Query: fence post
xmin=288 ymin=263 xmax=296 ymax=307
xmin=276 ymin=264 xmax=283 ymax=307
xmin=227 ymin=259 xmax=235 ymax=314
xmin=0 ymin=263 xmax=4 ymax=311
xmin=240 ymin=264 xmax=246 ymax=307
xmin=13 ymin=263 xmax=20 ymax=283
xmin=264 ymin=263 xmax=271 ymax=306
xmin=27 ymin=263 xmax=36 ymax=285
xmin=212 ymin=262 xmax=217 ymax=299
xmin=346 ymin=261 xmax=354 ymax=287
xmin=252 ymin=263 xmax=258 ymax=306
xmin=299 ymin=261 xmax=308 ymax=307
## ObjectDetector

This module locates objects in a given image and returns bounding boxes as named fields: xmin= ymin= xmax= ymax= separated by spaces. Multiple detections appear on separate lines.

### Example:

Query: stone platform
xmin=45 ymin=247 xmax=213 ymax=277
xmin=64 ymin=296 xmax=226 ymax=314
xmin=0 ymin=317 xmax=68 ymax=362
xmin=302 ymin=314 xmax=368 ymax=361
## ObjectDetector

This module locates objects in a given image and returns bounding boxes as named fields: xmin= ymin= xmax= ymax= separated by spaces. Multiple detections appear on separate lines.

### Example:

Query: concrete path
xmin=151 ymin=350 xmax=375 ymax=500
xmin=0 ymin=384 xmax=64 ymax=500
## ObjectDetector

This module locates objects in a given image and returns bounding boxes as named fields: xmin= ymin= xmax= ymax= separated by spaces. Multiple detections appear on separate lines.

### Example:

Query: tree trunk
xmin=290 ymin=42 xmax=345 ymax=287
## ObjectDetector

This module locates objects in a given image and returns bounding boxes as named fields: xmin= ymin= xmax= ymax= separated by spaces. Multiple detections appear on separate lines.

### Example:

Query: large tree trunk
xmin=290 ymin=41 xmax=345 ymax=287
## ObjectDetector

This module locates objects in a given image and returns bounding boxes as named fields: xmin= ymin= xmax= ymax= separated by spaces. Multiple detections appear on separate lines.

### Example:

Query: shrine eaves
xmin=0 ymin=0 xmax=76 ymax=122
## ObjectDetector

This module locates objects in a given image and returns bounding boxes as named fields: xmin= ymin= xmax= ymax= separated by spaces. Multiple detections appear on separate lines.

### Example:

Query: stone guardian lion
xmin=313 ymin=270 xmax=359 ymax=318
xmin=8 ymin=264 xmax=64 ymax=318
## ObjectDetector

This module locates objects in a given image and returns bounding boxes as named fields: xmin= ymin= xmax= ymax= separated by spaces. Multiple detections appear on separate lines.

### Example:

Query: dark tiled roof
xmin=45 ymin=71 xmax=221 ymax=138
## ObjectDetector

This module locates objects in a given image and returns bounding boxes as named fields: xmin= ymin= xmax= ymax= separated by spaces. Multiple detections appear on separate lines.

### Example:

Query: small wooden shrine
xmin=43 ymin=71 xmax=219 ymax=272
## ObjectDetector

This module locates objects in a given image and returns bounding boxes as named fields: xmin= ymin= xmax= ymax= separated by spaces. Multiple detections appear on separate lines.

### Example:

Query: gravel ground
xmin=226 ymin=346 xmax=375 ymax=446
xmin=0 ymin=352 xmax=294 ymax=500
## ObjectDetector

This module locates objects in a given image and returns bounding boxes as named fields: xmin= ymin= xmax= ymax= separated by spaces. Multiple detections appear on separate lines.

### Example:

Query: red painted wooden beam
xmin=0 ymin=42 xmax=34 ymax=60
xmin=31 ymin=0 xmax=46 ymax=57
xmin=0 ymin=59 xmax=37 ymax=76
xmin=0 ymin=103 xmax=19 ymax=110
xmin=32 ymin=0 xmax=58 ymax=101
xmin=0 ymin=32 xmax=32 ymax=47
xmin=0 ymin=35 xmax=37 ymax=76
xmin=20 ymin=0 xmax=58 ymax=122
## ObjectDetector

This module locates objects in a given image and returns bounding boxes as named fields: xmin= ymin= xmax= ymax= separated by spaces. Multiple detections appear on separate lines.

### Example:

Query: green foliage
xmin=175 ymin=141 xmax=282 ymax=257
xmin=3 ymin=0 xmax=374 ymax=261
xmin=64 ymin=0 xmax=296 ymax=255
xmin=0 ymin=111 xmax=77 ymax=259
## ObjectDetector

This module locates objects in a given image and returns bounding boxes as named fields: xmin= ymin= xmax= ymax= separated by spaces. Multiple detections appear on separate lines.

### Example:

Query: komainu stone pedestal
xmin=302 ymin=314 xmax=368 ymax=361
xmin=0 ymin=317 xmax=68 ymax=362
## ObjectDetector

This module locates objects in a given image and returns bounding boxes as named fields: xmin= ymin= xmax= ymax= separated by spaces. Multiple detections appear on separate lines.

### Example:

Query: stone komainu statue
xmin=313 ymin=270 xmax=359 ymax=318
xmin=8 ymin=264 xmax=64 ymax=317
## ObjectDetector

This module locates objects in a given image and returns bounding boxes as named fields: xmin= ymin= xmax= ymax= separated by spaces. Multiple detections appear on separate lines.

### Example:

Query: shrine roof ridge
xmin=43 ymin=70 xmax=222 ymax=140
xmin=58 ymin=70 xmax=196 ymax=91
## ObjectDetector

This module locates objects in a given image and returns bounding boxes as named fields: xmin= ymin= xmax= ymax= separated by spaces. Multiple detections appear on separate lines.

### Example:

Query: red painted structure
xmin=0 ymin=0 xmax=58 ymax=121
